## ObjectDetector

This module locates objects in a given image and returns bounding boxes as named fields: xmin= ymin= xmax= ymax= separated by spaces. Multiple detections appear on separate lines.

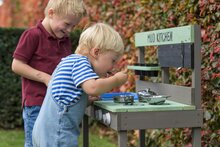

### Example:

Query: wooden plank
xmin=135 ymin=25 xmax=194 ymax=47
xmin=86 ymin=106 xmax=202 ymax=131
xmin=191 ymin=25 xmax=202 ymax=108
xmin=136 ymin=80 xmax=193 ymax=104
xmin=192 ymin=128 xmax=202 ymax=147
xmin=94 ymin=100 xmax=195 ymax=113
xmin=127 ymin=65 xmax=161 ymax=71
xmin=82 ymin=115 xmax=89 ymax=147
xmin=118 ymin=131 xmax=127 ymax=147
xmin=139 ymin=130 xmax=145 ymax=147
xmin=158 ymin=43 xmax=194 ymax=68
xmin=117 ymin=110 xmax=203 ymax=130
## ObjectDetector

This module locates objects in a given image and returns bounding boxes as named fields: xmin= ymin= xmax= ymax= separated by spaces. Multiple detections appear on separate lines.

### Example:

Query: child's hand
xmin=114 ymin=71 xmax=128 ymax=86
xmin=88 ymin=96 xmax=100 ymax=105
xmin=44 ymin=75 xmax=51 ymax=87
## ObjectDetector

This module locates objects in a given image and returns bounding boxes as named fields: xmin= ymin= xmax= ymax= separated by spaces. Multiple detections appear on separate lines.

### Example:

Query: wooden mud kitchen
xmin=82 ymin=25 xmax=203 ymax=147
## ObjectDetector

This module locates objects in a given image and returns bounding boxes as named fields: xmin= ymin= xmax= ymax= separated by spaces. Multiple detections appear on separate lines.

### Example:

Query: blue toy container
xmin=100 ymin=92 xmax=138 ymax=101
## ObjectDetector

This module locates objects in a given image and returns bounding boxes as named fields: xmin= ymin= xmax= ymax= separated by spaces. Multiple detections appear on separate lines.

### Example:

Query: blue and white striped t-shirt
xmin=51 ymin=54 xmax=99 ymax=106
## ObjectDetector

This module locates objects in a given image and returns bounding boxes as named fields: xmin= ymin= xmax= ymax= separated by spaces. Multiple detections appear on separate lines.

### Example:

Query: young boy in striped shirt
xmin=32 ymin=23 xmax=127 ymax=147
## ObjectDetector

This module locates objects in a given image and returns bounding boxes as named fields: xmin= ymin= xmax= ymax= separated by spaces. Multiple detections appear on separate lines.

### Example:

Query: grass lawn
xmin=0 ymin=129 xmax=116 ymax=147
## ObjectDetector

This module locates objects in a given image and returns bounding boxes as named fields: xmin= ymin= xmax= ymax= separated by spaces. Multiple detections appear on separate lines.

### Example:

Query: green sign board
xmin=135 ymin=25 xmax=195 ymax=47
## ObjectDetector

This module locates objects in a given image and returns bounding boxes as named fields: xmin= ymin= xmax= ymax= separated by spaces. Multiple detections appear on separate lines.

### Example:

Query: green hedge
xmin=0 ymin=27 xmax=81 ymax=129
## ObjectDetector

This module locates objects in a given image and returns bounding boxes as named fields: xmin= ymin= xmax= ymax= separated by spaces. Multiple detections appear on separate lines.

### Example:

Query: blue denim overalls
xmin=32 ymin=67 xmax=88 ymax=147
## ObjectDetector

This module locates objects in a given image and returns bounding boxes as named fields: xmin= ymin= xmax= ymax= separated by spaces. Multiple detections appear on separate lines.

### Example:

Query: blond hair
xmin=44 ymin=0 xmax=86 ymax=17
xmin=75 ymin=23 xmax=124 ymax=55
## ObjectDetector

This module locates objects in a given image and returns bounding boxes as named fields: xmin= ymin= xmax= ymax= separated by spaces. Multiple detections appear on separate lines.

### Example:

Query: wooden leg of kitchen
xmin=82 ymin=115 xmax=89 ymax=147
xmin=118 ymin=130 xmax=127 ymax=147
xmin=192 ymin=127 xmax=201 ymax=147
xmin=139 ymin=130 xmax=145 ymax=147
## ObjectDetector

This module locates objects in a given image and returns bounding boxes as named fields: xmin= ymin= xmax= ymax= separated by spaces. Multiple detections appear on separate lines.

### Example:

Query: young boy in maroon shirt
xmin=11 ymin=0 xmax=86 ymax=146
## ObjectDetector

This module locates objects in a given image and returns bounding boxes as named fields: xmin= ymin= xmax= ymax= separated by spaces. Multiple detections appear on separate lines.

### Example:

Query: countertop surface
xmin=94 ymin=100 xmax=196 ymax=112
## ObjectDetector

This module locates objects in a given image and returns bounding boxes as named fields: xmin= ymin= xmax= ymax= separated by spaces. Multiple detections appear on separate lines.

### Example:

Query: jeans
xmin=23 ymin=106 xmax=41 ymax=147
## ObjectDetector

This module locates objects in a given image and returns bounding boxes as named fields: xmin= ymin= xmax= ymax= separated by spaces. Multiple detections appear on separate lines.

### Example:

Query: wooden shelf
xmin=127 ymin=65 xmax=161 ymax=71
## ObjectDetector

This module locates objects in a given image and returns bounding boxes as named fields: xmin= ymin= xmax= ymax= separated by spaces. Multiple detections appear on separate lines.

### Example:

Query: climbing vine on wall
xmin=84 ymin=0 xmax=220 ymax=146
xmin=0 ymin=0 xmax=219 ymax=146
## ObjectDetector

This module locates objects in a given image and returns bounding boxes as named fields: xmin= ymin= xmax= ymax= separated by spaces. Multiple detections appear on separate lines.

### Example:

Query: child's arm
xmin=11 ymin=58 xmax=51 ymax=86
xmin=87 ymin=96 xmax=100 ymax=105
xmin=81 ymin=71 xmax=127 ymax=96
